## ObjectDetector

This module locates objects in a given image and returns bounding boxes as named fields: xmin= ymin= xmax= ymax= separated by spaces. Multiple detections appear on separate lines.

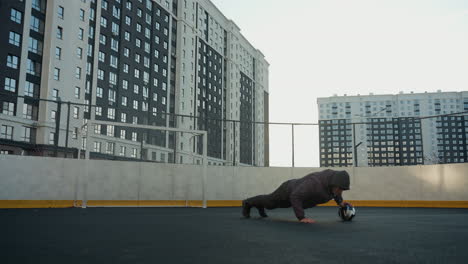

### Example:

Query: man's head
xmin=329 ymin=170 xmax=350 ymax=193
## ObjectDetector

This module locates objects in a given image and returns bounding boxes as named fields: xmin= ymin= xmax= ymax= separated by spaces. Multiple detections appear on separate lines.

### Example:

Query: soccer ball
xmin=338 ymin=204 xmax=356 ymax=221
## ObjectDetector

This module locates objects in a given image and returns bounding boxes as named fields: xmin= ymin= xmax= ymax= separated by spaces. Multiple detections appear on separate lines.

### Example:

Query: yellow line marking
xmin=1 ymin=200 xmax=467 ymax=208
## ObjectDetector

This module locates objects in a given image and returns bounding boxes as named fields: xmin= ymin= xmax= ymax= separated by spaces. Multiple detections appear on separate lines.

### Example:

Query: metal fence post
xmin=54 ymin=99 xmax=62 ymax=157
xmin=291 ymin=124 xmax=295 ymax=167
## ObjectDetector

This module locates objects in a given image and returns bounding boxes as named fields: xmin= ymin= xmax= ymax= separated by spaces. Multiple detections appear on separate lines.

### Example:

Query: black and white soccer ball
xmin=338 ymin=204 xmax=356 ymax=221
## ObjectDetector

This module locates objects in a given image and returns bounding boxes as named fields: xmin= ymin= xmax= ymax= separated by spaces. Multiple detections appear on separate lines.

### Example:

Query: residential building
xmin=317 ymin=91 xmax=468 ymax=167
xmin=0 ymin=0 xmax=269 ymax=166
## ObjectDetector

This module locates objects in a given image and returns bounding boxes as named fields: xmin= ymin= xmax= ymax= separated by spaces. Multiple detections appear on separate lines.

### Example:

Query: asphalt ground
xmin=1 ymin=207 xmax=468 ymax=264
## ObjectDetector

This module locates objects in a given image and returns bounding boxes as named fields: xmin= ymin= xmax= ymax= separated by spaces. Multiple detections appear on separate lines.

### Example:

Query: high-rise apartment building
xmin=0 ymin=0 xmax=269 ymax=166
xmin=317 ymin=91 xmax=468 ymax=167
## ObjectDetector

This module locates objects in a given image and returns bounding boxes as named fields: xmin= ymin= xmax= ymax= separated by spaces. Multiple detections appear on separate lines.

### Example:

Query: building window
xmin=89 ymin=27 xmax=95 ymax=39
xmin=109 ymin=72 xmax=117 ymax=85
xmin=133 ymin=84 xmax=139 ymax=94
xmin=6 ymin=54 xmax=19 ymax=69
xmin=95 ymin=107 xmax=102 ymax=116
xmin=122 ymin=96 xmax=127 ymax=106
xmin=120 ymin=129 xmax=127 ymax=139
xmin=122 ymin=79 xmax=128 ymax=89
xmin=55 ymin=47 xmax=62 ymax=59
xmin=10 ymin=9 xmax=22 ymax=24
xmin=101 ymin=17 xmax=107 ymax=28
xmin=78 ymin=28 xmax=84 ymax=40
xmin=32 ymin=0 xmax=45 ymax=12
xmin=111 ymin=22 xmax=119 ymax=35
xmin=80 ymin=9 xmax=85 ymax=21
xmin=119 ymin=146 xmax=126 ymax=156
xmin=54 ymin=68 xmax=60 ymax=80
xmin=76 ymin=67 xmax=82 ymax=79
xmin=98 ymin=51 xmax=105 ymax=62
xmin=101 ymin=0 xmax=108 ymax=10
xmin=27 ymin=59 xmax=41 ymax=76
xmin=106 ymin=142 xmax=114 ymax=154
xmin=30 ymin=16 xmax=44 ymax=33
xmin=77 ymin=47 xmax=83 ymax=59
xmin=134 ymin=69 xmax=140 ymax=79
xmin=75 ymin=87 xmax=81 ymax=99
xmin=52 ymin=89 xmax=59 ymax=100
xmin=107 ymin=108 xmax=115 ymax=119
xmin=89 ymin=8 xmax=95 ymax=21
xmin=132 ymin=132 xmax=137 ymax=142
xmin=96 ymin=87 xmax=103 ymax=98
xmin=73 ymin=107 xmax=79 ymax=119
xmin=121 ymin=113 xmax=127 ymax=123
xmin=87 ymin=44 xmax=93 ymax=57
xmin=1 ymin=125 xmax=14 ymax=140
xmin=24 ymin=82 xmax=35 ymax=97
xmin=93 ymin=142 xmax=102 ymax=152
xmin=2 ymin=102 xmax=15 ymax=116
xmin=58 ymin=6 xmax=64 ymax=19
xmin=28 ymin=37 xmax=43 ymax=55
xmin=100 ymin=34 xmax=106 ymax=45
xmin=131 ymin=148 xmax=137 ymax=158
xmin=57 ymin=27 xmax=63 ymax=39
xmin=4 ymin=77 xmax=17 ymax=92
xmin=108 ymin=89 xmax=116 ymax=102
xmin=23 ymin=104 xmax=33 ymax=119
xmin=98 ymin=69 xmax=104 ymax=80
xmin=111 ymin=39 xmax=119 ymax=51
xmin=110 ymin=55 xmax=118 ymax=68
xmin=49 ymin=132 xmax=55 ymax=144
xmin=9 ymin=31 xmax=21 ymax=47
xmin=72 ymin=127 xmax=78 ymax=139
xmin=22 ymin=127 xmax=32 ymax=142
xmin=94 ymin=124 xmax=101 ymax=134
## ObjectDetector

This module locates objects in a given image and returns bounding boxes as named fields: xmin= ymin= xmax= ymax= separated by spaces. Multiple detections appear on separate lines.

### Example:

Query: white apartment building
xmin=317 ymin=91 xmax=468 ymax=167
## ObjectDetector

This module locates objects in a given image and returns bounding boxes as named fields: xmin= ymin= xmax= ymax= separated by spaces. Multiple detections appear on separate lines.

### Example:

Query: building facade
xmin=0 ymin=0 xmax=269 ymax=166
xmin=317 ymin=91 xmax=468 ymax=167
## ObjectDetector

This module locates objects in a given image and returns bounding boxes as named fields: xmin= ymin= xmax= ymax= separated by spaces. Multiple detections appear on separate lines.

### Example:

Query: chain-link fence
xmin=1 ymin=93 xmax=468 ymax=167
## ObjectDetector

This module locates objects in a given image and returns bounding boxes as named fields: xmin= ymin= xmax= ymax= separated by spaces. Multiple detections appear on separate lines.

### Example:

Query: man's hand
xmin=299 ymin=218 xmax=316 ymax=224
xmin=340 ymin=201 xmax=352 ymax=208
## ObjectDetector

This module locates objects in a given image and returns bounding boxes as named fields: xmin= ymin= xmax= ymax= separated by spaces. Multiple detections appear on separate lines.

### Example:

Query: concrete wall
xmin=1 ymin=155 xmax=468 ymax=205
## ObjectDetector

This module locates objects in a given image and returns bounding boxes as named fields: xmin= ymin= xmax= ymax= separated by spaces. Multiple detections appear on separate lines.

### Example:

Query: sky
xmin=210 ymin=0 xmax=468 ymax=167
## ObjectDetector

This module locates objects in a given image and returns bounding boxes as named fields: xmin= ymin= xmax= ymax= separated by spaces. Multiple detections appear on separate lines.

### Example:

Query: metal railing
xmin=1 ymin=92 xmax=468 ymax=167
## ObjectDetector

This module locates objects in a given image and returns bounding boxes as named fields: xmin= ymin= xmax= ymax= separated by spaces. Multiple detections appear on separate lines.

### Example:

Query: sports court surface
xmin=2 ymin=207 xmax=468 ymax=263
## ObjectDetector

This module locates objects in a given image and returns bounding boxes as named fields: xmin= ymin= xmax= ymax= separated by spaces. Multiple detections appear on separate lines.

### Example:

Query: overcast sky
xmin=210 ymin=0 xmax=468 ymax=167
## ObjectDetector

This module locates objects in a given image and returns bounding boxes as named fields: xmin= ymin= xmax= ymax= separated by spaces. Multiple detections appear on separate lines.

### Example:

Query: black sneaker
xmin=258 ymin=207 xmax=268 ymax=218
xmin=242 ymin=200 xmax=251 ymax=218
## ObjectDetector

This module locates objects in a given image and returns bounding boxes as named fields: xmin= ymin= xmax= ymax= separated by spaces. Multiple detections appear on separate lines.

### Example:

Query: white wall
xmin=1 ymin=155 xmax=468 ymax=202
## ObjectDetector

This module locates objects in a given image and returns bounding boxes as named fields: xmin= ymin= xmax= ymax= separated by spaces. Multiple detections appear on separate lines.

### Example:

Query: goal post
xmin=78 ymin=119 xmax=208 ymax=209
